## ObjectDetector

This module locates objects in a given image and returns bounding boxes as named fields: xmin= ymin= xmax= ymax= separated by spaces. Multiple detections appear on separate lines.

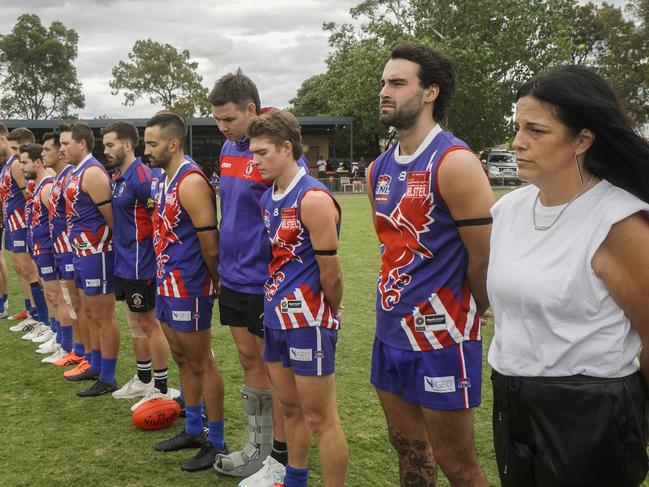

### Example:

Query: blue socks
xmin=74 ymin=342 xmax=85 ymax=357
xmin=30 ymin=282 xmax=48 ymax=324
xmin=185 ymin=405 xmax=203 ymax=437
xmin=24 ymin=298 xmax=30 ymax=313
xmin=89 ymin=349 xmax=102 ymax=374
xmin=60 ymin=325 xmax=73 ymax=352
xmin=284 ymin=465 xmax=309 ymax=487
xmin=99 ymin=357 xmax=117 ymax=384
xmin=207 ymin=420 xmax=224 ymax=449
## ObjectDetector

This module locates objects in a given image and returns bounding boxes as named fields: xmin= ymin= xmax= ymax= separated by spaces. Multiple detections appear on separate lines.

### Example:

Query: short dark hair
xmin=42 ymin=131 xmax=60 ymax=147
xmin=69 ymin=122 xmax=95 ymax=151
xmin=8 ymin=127 xmax=35 ymax=145
xmin=146 ymin=111 xmax=186 ymax=150
xmin=19 ymin=143 xmax=43 ymax=162
xmin=517 ymin=65 xmax=649 ymax=203
xmin=0 ymin=123 xmax=7 ymax=137
xmin=390 ymin=42 xmax=455 ymax=121
xmin=58 ymin=123 xmax=72 ymax=133
xmin=208 ymin=68 xmax=261 ymax=113
xmin=247 ymin=110 xmax=303 ymax=160
xmin=100 ymin=121 xmax=140 ymax=147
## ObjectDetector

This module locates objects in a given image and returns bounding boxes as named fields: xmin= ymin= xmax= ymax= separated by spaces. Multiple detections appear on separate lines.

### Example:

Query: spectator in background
xmin=316 ymin=156 xmax=327 ymax=177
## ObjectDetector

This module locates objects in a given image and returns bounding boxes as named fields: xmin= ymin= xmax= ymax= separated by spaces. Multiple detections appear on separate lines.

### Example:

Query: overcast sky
xmin=0 ymin=0 xmax=358 ymax=118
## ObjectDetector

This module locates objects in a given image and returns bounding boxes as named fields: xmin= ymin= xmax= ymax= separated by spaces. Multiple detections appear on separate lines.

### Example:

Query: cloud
xmin=0 ymin=0 xmax=358 ymax=117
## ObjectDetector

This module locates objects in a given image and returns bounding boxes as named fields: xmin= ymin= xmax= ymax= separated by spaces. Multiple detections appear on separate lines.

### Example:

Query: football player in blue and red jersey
xmin=102 ymin=121 xmax=171 ymax=403
xmin=60 ymin=123 xmax=121 ymax=397
xmin=41 ymin=130 xmax=87 ymax=368
xmin=3 ymin=128 xmax=46 ymax=328
xmin=250 ymin=110 xmax=347 ymax=487
xmin=208 ymin=70 xmax=290 ymax=484
xmin=367 ymin=43 xmax=493 ymax=486
xmin=145 ymin=111 xmax=227 ymax=472
xmin=19 ymin=143 xmax=75 ymax=363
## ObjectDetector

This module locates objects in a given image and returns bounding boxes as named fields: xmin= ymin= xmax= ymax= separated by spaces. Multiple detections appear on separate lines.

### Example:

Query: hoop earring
xmin=575 ymin=153 xmax=584 ymax=184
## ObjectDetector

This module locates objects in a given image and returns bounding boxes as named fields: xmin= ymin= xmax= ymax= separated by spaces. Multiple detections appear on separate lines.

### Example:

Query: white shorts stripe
xmin=316 ymin=326 xmax=322 ymax=376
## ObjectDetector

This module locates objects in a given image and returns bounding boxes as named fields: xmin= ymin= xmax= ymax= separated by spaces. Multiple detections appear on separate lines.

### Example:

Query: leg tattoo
xmin=388 ymin=425 xmax=437 ymax=487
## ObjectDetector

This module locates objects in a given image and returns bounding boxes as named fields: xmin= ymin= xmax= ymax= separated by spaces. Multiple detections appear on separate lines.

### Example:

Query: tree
xmin=0 ymin=14 xmax=85 ymax=119
xmin=291 ymin=0 xmax=582 ymax=155
xmin=110 ymin=39 xmax=210 ymax=117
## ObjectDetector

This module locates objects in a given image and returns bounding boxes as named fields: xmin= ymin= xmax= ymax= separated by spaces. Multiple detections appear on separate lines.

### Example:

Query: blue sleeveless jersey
xmin=28 ymin=176 xmax=54 ymax=256
xmin=153 ymin=160 xmax=215 ymax=297
xmin=64 ymin=156 xmax=113 ymax=256
xmin=370 ymin=128 xmax=481 ymax=351
xmin=261 ymin=169 xmax=340 ymax=331
xmin=48 ymin=165 xmax=74 ymax=254
xmin=218 ymin=138 xmax=309 ymax=294
xmin=0 ymin=156 xmax=27 ymax=231
xmin=112 ymin=158 xmax=155 ymax=280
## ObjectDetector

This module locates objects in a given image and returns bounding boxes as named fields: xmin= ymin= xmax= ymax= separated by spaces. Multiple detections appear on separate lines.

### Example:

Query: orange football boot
xmin=53 ymin=351 xmax=84 ymax=367
xmin=63 ymin=359 xmax=89 ymax=379
xmin=8 ymin=310 xmax=29 ymax=320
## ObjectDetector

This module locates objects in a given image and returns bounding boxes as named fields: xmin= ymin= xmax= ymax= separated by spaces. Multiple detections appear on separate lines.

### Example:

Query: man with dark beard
xmin=102 ymin=122 xmax=173 ymax=405
xmin=367 ymin=43 xmax=493 ymax=487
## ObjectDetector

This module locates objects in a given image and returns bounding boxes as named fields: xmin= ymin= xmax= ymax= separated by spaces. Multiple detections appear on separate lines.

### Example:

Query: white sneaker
xmin=42 ymin=346 xmax=66 ymax=363
xmin=130 ymin=388 xmax=179 ymax=412
xmin=9 ymin=317 xmax=38 ymax=333
xmin=21 ymin=323 xmax=49 ymax=341
xmin=0 ymin=306 xmax=8 ymax=319
xmin=238 ymin=456 xmax=286 ymax=487
xmin=112 ymin=374 xmax=154 ymax=399
xmin=37 ymin=336 xmax=58 ymax=354
xmin=32 ymin=327 xmax=54 ymax=343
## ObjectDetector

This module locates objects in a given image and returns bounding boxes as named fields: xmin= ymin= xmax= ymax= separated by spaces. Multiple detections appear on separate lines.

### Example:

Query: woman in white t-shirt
xmin=488 ymin=65 xmax=649 ymax=486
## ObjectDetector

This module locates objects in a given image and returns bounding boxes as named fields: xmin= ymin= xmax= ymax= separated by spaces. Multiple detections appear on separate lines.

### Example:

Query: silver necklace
xmin=532 ymin=174 xmax=594 ymax=231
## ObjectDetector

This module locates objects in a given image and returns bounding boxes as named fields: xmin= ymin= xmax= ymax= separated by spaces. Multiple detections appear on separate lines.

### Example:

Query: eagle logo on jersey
xmin=48 ymin=181 xmax=63 ymax=222
xmin=264 ymin=271 xmax=285 ymax=301
xmin=1 ymin=167 xmax=11 ymax=216
xmin=376 ymin=170 xmax=434 ymax=311
xmin=153 ymin=189 xmax=182 ymax=279
xmin=268 ymin=207 xmax=303 ymax=276
xmin=65 ymin=176 xmax=81 ymax=222
xmin=30 ymin=190 xmax=43 ymax=231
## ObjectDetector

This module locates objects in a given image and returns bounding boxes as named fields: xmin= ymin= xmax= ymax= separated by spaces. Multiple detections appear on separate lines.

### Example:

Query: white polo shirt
xmin=487 ymin=179 xmax=649 ymax=378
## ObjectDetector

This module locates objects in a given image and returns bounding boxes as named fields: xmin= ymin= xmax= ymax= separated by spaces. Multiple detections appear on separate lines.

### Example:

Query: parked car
xmin=485 ymin=150 xmax=521 ymax=186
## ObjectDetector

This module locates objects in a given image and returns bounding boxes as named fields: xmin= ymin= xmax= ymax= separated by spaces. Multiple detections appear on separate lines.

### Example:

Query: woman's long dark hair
xmin=517 ymin=65 xmax=649 ymax=203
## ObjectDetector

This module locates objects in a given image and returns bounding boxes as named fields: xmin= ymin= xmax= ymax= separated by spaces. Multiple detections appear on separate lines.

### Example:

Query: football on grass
xmin=132 ymin=397 xmax=181 ymax=430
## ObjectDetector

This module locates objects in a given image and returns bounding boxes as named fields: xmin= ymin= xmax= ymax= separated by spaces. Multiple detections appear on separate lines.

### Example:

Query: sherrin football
xmin=132 ymin=397 xmax=181 ymax=430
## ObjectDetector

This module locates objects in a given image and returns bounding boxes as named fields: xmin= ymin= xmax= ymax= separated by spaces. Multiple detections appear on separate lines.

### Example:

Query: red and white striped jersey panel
xmin=157 ymin=269 xmax=214 ymax=298
xmin=399 ymin=282 xmax=479 ymax=352
xmin=8 ymin=208 xmax=26 ymax=231
xmin=53 ymin=232 xmax=74 ymax=254
xmin=273 ymin=284 xmax=339 ymax=331
xmin=70 ymin=225 xmax=113 ymax=257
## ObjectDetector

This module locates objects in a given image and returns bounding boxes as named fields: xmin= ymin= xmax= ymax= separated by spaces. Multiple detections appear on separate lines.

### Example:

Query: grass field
xmin=1 ymin=191 xmax=646 ymax=486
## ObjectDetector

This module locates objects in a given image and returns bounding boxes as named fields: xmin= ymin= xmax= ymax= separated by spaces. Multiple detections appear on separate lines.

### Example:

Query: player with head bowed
xmin=145 ymin=111 xmax=227 ymax=472
xmin=60 ymin=123 xmax=121 ymax=397
xmin=18 ymin=142 xmax=76 ymax=364
xmin=250 ymin=109 xmax=347 ymax=487
xmin=39 ymin=129 xmax=86 ymax=368
xmin=367 ymin=42 xmax=493 ymax=486
xmin=209 ymin=70 xmax=298 ymax=485
xmin=101 ymin=121 xmax=173 ymax=405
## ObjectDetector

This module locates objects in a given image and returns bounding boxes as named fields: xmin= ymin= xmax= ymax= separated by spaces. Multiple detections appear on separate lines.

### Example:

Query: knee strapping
xmin=126 ymin=313 xmax=147 ymax=338
xmin=60 ymin=286 xmax=77 ymax=320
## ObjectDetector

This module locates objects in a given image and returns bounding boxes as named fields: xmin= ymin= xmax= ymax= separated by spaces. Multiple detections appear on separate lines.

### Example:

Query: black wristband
xmin=95 ymin=199 xmax=112 ymax=208
xmin=195 ymin=225 xmax=218 ymax=232
xmin=454 ymin=217 xmax=493 ymax=227
xmin=313 ymin=249 xmax=338 ymax=256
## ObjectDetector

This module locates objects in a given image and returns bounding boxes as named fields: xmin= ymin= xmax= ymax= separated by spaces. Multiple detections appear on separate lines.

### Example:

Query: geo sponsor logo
xmin=172 ymin=310 xmax=192 ymax=322
xmin=85 ymin=279 xmax=101 ymax=287
xmin=424 ymin=375 xmax=456 ymax=393
xmin=289 ymin=347 xmax=312 ymax=361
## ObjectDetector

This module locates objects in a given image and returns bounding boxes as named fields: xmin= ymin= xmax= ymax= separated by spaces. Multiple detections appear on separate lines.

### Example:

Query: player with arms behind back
xmin=251 ymin=110 xmax=348 ymax=487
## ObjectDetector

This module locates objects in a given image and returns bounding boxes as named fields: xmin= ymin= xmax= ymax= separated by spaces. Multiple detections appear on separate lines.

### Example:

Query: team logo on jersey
xmin=375 ymin=174 xmax=391 ymax=203
xmin=244 ymin=160 xmax=255 ymax=177
xmin=117 ymin=182 xmax=126 ymax=196
xmin=268 ymin=206 xmax=303 ymax=276
xmin=375 ymin=169 xmax=434 ymax=311
xmin=263 ymin=210 xmax=270 ymax=231
xmin=264 ymin=271 xmax=285 ymax=301
xmin=30 ymin=191 xmax=43 ymax=231
xmin=65 ymin=176 xmax=81 ymax=219
xmin=153 ymin=189 xmax=182 ymax=279
xmin=48 ymin=181 xmax=63 ymax=222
